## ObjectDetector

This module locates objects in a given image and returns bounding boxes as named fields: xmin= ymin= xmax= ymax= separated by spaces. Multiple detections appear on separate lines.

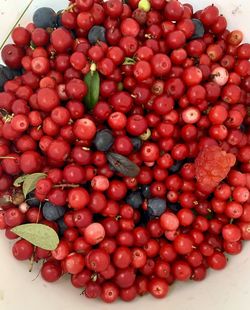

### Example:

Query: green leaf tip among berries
xmin=11 ymin=223 xmax=59 ymax=251
xmin=123 ymin=57 xmax=136 ymax=65
xmin=84 ymin=69 xmax=100 ymax=110
xmin=13 ymin=173 xmax=47 ymax=197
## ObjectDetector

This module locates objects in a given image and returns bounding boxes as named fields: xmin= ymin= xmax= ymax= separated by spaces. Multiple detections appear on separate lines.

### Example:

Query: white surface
xmin=1 ymin=0 xmax=250 ymax=309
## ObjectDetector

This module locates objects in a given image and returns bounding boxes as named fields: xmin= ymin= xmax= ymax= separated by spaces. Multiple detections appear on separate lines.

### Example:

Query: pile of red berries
xmin=0 ymin=0 xmax=250 ymax=303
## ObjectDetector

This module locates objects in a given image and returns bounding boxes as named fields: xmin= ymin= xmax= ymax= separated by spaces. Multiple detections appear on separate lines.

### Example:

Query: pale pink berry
xmin=91 ymin=175 xmax=109 ymax=191
xmin=19 ymin=202 xmax=30 ymax=213
xmin=84 ymin=223 xmax=105 ymax=245
xmin=182 ymin=107 xmax=201 ymax=124
xmin=212 ymin=66 xmax=229 ymax=86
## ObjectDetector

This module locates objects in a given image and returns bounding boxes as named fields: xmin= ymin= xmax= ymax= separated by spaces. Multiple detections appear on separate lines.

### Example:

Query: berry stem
xmin=53 ymin=184 xmax=80 ymax=188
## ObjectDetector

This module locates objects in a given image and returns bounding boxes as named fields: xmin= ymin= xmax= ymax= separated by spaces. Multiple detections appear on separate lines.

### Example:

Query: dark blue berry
xmin=33 ymin=7 xmax=57 ymax=29
xmin=191 ymin=19 xmax=205 ymax=40
xmin=56 ymin=217 xmax=68 ymax=235
xmin=147 ymin=198 xmax=167 ymax=217
xmin=42 ymin=202 xmax=66 ymax=221
xmin=140 ymin=185 xmax=151 ymax=199
xmin=167 ymin=203 xmax=182 ymax=213
xmin=125 ymin=191 xmax=143 ymax=209
xmin=0 ymin=70 xmax=8 ymax=91
xmin=0 ymin=65 xmax=22 ymax=90
xmin=169 ymin=160 xmax=185 ymax=174
xmin=130 ymin=137 xmax=142 ymax=151
xmin=56 ymin=10 xmax=63 ymax=28
xmin=26 ymin=191 xmax=40 ymax=207
xmin=94 ymin=129 xmax=114 ymax=151
xmin=88 ymin=26 xmax=106 ymax=45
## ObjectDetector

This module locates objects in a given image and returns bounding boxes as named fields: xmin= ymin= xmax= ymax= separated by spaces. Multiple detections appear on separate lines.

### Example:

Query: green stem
xmin=0 ymin=0 xmax=34 ymax=50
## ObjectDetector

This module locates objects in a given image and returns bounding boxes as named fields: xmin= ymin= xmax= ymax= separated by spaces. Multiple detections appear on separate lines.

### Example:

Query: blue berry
xmin=57 ymin=217 xmax=68 ymax=235
xmin=125 ymin=191 xmax=143 ymax=209
xmin=147 ymin=198 xmax=167 ymax=217
xmin=26 ymin=191 xmax=40 ymax=207
xmin=88 ymin=26 xmax=106 ymax=45
xmin=55 ymin=10 xmax=63 ymax=28
xmin=130 ymin=137 xmax=142 ymax=151
xmin=191 ymin=19 xmax=205 ymax=40
xmin=94 ymin=129 xmax=114 ymax=151
xmin=169 ymin=160 xmax=185 ymax=174
xmin=33 ymin=7 xmax=56 ymax=29
xmin=0 ymin=70 xmax=8 ymax=91
xmin=42 ymin=202 xmax=66 ymax=221
xmin=141 ymin=185 xmax=151 ymax=199
xmin=0 ymin=65 xmax=22 ymax=90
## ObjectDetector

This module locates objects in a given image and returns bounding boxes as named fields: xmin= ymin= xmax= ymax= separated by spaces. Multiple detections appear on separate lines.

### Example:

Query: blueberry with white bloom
xmin=126 ymin=191 xmax=143 ymax=209
xmin=147 ymin=198 xmax=167 ymax=217
xmin=33 ymin=7 xmax=57 ymax=29
xmin=42 ymin=202 xmax=66 ymax=221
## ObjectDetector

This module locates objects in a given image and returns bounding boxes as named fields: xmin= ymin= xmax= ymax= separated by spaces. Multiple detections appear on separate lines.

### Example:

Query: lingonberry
xmin=68 ymin=187 xmax=90 ymax=210
xmin=41 ymin=261 xmax=62 ymax=282
xmin=86 ymin=248 xmax=110 ymax=272
xmin=12 ymin=239 xmax=34 ymax=260
xmin=172 ymin=260 xmax=192 ymax=281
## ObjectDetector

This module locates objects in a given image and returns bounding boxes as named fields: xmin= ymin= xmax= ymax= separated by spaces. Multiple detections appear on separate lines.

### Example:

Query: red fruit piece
xmin=195 ymin=145 xmax=236 ymax=193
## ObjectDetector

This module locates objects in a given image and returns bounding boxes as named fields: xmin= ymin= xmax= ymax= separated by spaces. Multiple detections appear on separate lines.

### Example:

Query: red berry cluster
xmin=0 ymin=0 xmax=250 ymax=303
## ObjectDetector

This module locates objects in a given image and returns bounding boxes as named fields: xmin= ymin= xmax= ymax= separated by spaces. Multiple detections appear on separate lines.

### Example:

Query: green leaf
xmin=84 ymin=71 xmax=100 ymax=109
xmin=13 ymin=175 xmax=27 ymax=187
xmin=123 ymin=57 xmax=136 ymax=65
xmin=11 ymin=224 xmax=59 ymax=251
xmin=22 ymin=173 xmax=47 ymax=197
xmin=107 ymin=152 xmax=140 ymax=177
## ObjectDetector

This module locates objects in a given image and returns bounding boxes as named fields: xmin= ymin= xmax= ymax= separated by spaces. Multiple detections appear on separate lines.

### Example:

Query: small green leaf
xmin=13 ymin=175 xmax=27 ymax=187
xmin=11 ymin=224 xmax=59 ymax=251
xmin=22 ymin=173 xmax=47 ymax=197
xmin=107 ymin=152 xmax=140 ymax=177
xmin=123 ymin=57 xmax=136 ymax=65
xmin=84 ymin=71 xmax=100 ymax=109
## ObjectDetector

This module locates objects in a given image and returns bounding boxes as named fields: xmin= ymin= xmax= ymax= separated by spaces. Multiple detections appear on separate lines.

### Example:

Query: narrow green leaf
xmin=107 ymin=152 xmax=140 ymax=177
xmin=11 ymin=224 xmax=59 ymax=251
xmin=13 ymin=175 xmax=27 ymax=187
xmin=84 ymin=71 xmax=100 ymax=109
xmin=123 ymin=57 xmax=136 ymax=65
xmin=22 ymin=173 xmax=47 ymax=197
